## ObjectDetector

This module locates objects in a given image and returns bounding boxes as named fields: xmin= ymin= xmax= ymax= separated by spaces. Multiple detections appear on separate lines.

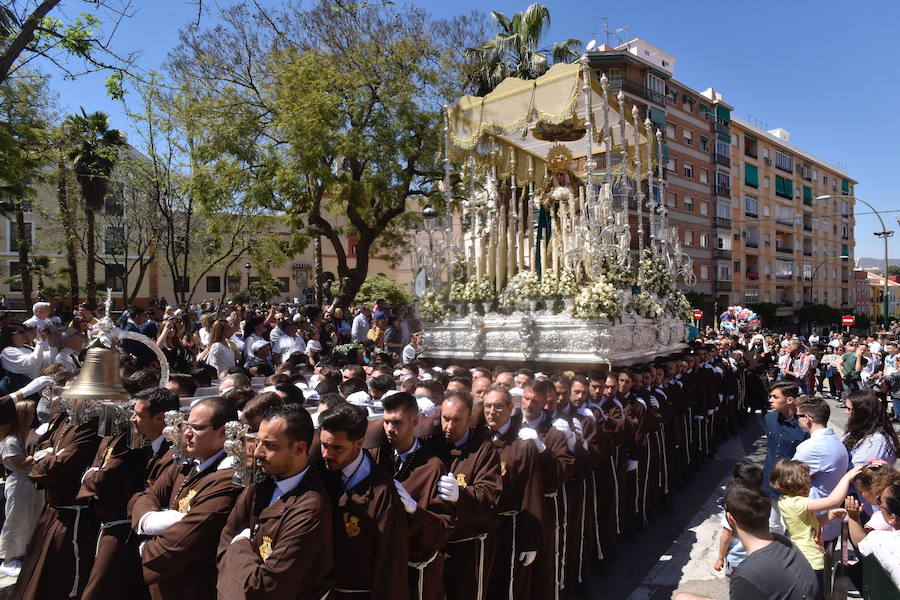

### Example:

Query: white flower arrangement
xmin=449 ymin=281 xmax=467 ymax=302
xmin=597 ymin=255 xmax=636 ymax=290
xmin=419 ymin=288 xmax=449 ymax=322
xmin=498 ymin=270 xmax=541 ymax=310
xmin=667 ymin=290 xmax=692 ymax=321
xmin=557 ymin=269 xmax=578 ymax=298
xmin=463 ymin=277 xmax=495 ymax=302
xmin=539 ymin=270 xmax=559 ymax=297
xmin=569 ymin=278 xmax=622 ymax=321
xmin=634 ymin=291 xmax=663 ymax=319
xmin=640 ymin=248 xmax=674 ymax=298
xmin=538 ymin=269 xmax=579 ymax=298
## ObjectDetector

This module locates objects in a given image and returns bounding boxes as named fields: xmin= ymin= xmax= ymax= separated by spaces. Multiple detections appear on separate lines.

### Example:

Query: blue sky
xmin=41 ymin=0 xmax=900 ymax=259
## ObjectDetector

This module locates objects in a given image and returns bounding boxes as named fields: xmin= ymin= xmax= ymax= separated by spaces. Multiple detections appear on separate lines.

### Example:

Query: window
xmin=841 ymin=201 xmax=850 ymax=217
xmin=700 ymin=265 xmax=709 ymax=280
xmin=775 ymin=175 xmax=793 ymax=199
xmin=716 ymin=201 xmax=731 ymax=219
xmin=206 ymin=276 xmax=221 ymax=293
xmin=715 ymin=171 xmax=731 ymax=189
xmin=684 ymin=230 xmax=695 ymax=246
xmin=683 ymin=196 xmax=694 ymax=213
xmin=745 ymin=195 xmax=759 ymax=216
xmin=666 ymin=123 xmax=676 ymax=139
xmin=174 ymin=276 xmax=190 ymax=293
xmin=718 ymin=265 xmax=732 ymax=280
xmin=104 ymin=226 xmax=126 ymax=255
xmin=683 ymin=163 xmax=693 ymax=179
xmin=744 ymin=164 xmax=759 ymax=188
xmin=775 ymin=150 xmax=793 ymax=172
xmin=7 ymin=220 xmax=33 ymax=252
xmin=666 ymin=158 xmax=676 ymax=172
xmin=717 ymin=235 xmax=732 ymax=250
xmin=841 ymin=223 xmax=849 ymax=238
xmin=699 ymin=233 xmax=709 ymax=247
xmin=105 ymin=264 xmax=125 ymax=292
xmin=700 ymin=201 xmax=709 ymax=216
xmin=683 ymin=129 xmax=692 ymax=145
xmin=8 ymin=261 xmax=21 ymax=291
xmin=666 ymin=191 xmax=677 ymax=208
xmin=763 ymin=176 xmax=770 ymax=189
xmin=607 ymin=67 xmax=621 ymax=78
xmin=775 ymin=259 xmax=794 ymax=277
xmin=745 ymin=287 xmax=759 ymax=303
xmin=802 ymin=261 xmax=813 ymax=279
xmin=763 ymin=204 xmax=770 ymax=217
xmin=646 ymin=73 xmax=665 ymax=98
xmin=699 ymin=169 xmax=708 ymax=184
xmin=104 ymin=184 xmax=124 ymax=216
xmin=744 ymin=135 xmax=758 ymax=157
xmin=715 ymin=139 xmax=730 ymax=157
xmin=699 ymin=136 xmax=709 ymax=151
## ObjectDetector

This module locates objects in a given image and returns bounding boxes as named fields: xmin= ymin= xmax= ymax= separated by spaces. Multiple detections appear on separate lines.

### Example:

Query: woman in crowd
xmin=198 ymin=313 xmax=216 ymax=349
xmin=845 ymin=462 xmax=900 ymax=537
xmin=843 ymin=391 xmax=899 ymax=469
xmin=846 ymin=481 xmax=900 ymax=587
xmin=0 ymin=399 xmax=43 ymax=577
xmin=241 ymin=316 xmax=266 ymax=361
xmin=197 ymin=319 xmax=236 ymax=378
xmin=156 ymin=316 xmax=194 ymax=373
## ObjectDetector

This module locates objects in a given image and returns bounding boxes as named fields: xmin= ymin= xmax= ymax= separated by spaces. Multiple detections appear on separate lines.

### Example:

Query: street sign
xmin=841 ymin=315 xmax=855 ymax=327
xmin=692 ymin=310 xmax=703 ymax=320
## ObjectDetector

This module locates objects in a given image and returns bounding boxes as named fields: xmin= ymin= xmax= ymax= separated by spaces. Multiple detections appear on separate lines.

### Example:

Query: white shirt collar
xmin=491 ymin=418 xmax=513 ymax=438
xmin=341 ymin=450 xmax=365 ymax=481
xmin=150 ymin=434 xmax=166 ymax=456
xmin=453 ymin=431 xmax=470 ymax=448
xmin=809 ymin=427 xmax=834 ymax=438
xmin=274 ymin=465 xmax=309 ymax=497
xmin=396 ymin=439 xmax=419 ymax=463
xmin=195 ymin=449 xmax=226 ymax=472
xmin=525 ymin=414 xmax=544 ymax=429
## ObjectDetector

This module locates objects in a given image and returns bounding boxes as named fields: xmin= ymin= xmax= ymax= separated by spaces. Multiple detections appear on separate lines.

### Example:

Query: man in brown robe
xmin=427 ymin=389 xmax=501 ymax=600
xmin=316 ymin=402 xmax=409 ymax=600
xmin=371 ymin=392 xmax=454 ymax=600
xmin=217 ymin=404 xmax=334 ymax=599
xmin=12 ymin=407 xmax=101 ymax=600
xmin=482 ymin=385 xmax=544 ymax=600
xmin=131 ymin=397 xmax=242 ymax=600
xmin=519 ymin=379 xmax=575 ymax=600
xmin=590 ymin=372 xmax=628 ymax=559
xmin=79 ymin=387 xmax=181 ymax=600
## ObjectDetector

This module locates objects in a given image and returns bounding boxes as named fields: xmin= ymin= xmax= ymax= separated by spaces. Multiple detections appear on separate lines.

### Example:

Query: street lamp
xmin=809 ymin=254 xmax=849 ymax=318
xmin=244 ymin=262 xmax=252 ymax=288
xmin=817 ymin=194 xmax=892 ymax=327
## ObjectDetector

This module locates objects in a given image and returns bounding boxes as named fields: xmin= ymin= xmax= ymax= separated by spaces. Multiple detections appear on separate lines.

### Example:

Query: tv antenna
xmin=600 ymin=17 xmax=629 ymax=46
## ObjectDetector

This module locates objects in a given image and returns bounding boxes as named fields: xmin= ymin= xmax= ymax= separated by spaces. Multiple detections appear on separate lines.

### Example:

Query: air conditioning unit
xmin=764 ymin=158 xmax=772 ymax=165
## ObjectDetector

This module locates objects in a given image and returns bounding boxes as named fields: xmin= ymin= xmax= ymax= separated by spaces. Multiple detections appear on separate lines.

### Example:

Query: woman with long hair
xmin=156 ymin=316 xmax=194 ymax=373
xmin=0 ymin=399 xmax=43 ymax=576
xmin=844 ymin=391 xmax=899 ymax=519
xmin=197 ymin=319 xmax=236 ymax=378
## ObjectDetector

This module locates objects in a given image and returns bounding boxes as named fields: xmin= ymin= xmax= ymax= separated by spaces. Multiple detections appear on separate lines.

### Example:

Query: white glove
xmin=137 ymin=509 xmax=185 ymax=536
xmin=394 ymin=480 xmax=418 ymax=514
xmin=518 ymin=427 xmax=546 ymax=453
xmin=552 ymin=418 xmax=577 ymax=452
xmin=15 ymin=376 xmax=54 ymax=399
xmin=518 ymin=550 xmax=537 ymax=566
xmin=437 ymin=473 xmax=460 ymax=503
xmin=572 ymin=418 xmax=584 ymax=438
xmin=81 ymin=466 xmax=100 ymax=484
xmin=33 ymin=447 xmax=53 ymax=462
xmin=231 ymin=528 xmax=251 ymax=543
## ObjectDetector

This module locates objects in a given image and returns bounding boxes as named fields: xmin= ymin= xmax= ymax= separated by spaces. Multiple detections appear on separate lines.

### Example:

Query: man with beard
xmin=79 ymin=388 xmax=181 ymax=600
xmin=618 ymin=369 xmax=653 ymax=531
xmin=371 ymin=392 xmax=454 ymax=600
xmin=12 ymin=399 xmax=102 ymax=600
xmin=131 ymin=397 xmax=242 ymax=600
xmin=427 ymin=389 xmax=501 ymax=600
xmin=482 ymin=385 xmax=544 ymax=600
xmin=519 ymin=379 xmax=575 ymax=600
xmin=217 ymin=404 xmax=334 ymax=598
xmin=316 ymin=402 xmax=409 ymax=600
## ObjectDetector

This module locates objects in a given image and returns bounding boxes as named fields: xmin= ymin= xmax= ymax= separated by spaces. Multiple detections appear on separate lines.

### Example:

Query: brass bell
xmin=61 ymin=347 xmax=130 ymax=402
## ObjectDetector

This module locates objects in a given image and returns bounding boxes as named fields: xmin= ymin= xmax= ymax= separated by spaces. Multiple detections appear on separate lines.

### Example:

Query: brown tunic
xmin=426 ymin=428 xmax=501 ymax=600
xmin=217 ymin=469 xmax=335 ymax=599
xmin=371 ymin=442 xmax=455 ymax=600
xmin=12 ymin=415 xmax=101 ymax=600
xmin=485 ymin=415 xmax=544 ymax=600
xmin=131 ymin=451 xmax=242 ymax=600
xmin=316 ymin=451 xmax=410 ymax=600
xmin=77 ymin=432 xmax=153 ymax=600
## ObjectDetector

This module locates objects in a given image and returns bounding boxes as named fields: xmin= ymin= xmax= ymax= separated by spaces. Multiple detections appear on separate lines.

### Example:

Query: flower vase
xmin=563 ymin=297 xmax=573 ymax=311
xmin=454 ymin=302 xmax=464 ymax=316
xmin=480 ymin=301 xmax=492 ymax=315
xmin=468 ymin=302 xmax=479 ymax=315
xmin=528 ymin=299 xmax=540 ymax=312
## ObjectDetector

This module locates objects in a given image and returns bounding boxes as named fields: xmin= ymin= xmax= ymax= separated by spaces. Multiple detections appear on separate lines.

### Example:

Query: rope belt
xmin=559 ymin=485 xmax=568 ymax=591
xmin=499 ymin=511 xmax=518 ymax=600
xmin=578 ymin=478 xmax=587 ymax=581
xmin=610 ymin=455 xmax=620 ymax=535
xmin=95 ymin=519 xmax=131 ymax=556
xmin=408 ymin=550 xmax=440 ymax=600
xmin=447 ymin=532 xmax=488 ymax=600
xmin=54 ymin=505 xmax=85 ymax=598
xmin=591 ymin=472 xmax=603 ymax=559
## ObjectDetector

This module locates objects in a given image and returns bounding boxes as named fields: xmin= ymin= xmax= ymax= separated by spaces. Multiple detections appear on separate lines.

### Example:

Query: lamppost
xmin=817 ymin=194 xmax=892 ymax=327
xmin=244 ymin=262 xmax=252 ymax=289
xmin=809 ymin=254 xmax=849 ymax=303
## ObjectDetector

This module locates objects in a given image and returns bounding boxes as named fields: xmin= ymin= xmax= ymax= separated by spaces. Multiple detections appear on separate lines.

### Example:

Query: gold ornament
xmin=178 ymin=489 xmax=197 ymax=514
xmin=546 ymin=144 xmax=574 ymax=173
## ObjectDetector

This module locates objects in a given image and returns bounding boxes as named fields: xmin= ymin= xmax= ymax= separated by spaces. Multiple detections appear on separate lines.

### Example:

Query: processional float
xmin=413 ymin=56 xmax=694 ymax=368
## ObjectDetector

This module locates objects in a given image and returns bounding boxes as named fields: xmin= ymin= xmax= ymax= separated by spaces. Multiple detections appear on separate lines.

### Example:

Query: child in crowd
xmin=714 ymin=461 xmax=764 ymax=574
xmin=845 ymin=461 xmax=900 ymax=543
xmin=770 ymin=459 xmax=864 ymax=576
xmin=0 ymin=400 xmax=44 ymax=577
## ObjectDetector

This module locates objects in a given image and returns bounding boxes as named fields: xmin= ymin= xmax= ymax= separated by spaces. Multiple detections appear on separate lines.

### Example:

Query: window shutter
xmin=745 ymin=164 xmax=759 ymax=187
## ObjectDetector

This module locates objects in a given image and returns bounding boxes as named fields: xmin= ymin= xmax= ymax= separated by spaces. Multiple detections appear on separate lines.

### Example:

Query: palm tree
xmin=65 ymin=109 xmax=125 ymax=305
xmin=465 ymin=3 xmax=581 ymax=96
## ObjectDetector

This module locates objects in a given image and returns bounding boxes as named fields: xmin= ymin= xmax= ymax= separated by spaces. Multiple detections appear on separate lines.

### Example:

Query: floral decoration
xmin=640 ymin=247 xmax=674 ymax=298
xmin=667 ymin=290 xmax=692 ymax=321
xmin=634 ymin=291 xmax=663 ymax=319
xmin=597 ymin=254 xmax=635 ymax=290
xmin=419 ymin=288 xmax=449 ymax=322
xmin=462 ymin=276 xmax=495 ymax=302
xmin=569 ymin=277 xmax=622 ymax=321
xmin=498 ymin=270 xmax=542 ymax=310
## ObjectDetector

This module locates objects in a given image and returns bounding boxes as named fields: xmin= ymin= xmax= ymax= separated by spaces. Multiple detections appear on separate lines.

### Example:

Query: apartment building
xmin=587 ymin=39 xmax=857 ymax=316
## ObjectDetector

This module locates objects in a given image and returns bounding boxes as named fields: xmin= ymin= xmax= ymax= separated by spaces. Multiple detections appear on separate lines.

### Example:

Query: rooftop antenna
xmin=600 ymin=17 xmax=629 ymax=47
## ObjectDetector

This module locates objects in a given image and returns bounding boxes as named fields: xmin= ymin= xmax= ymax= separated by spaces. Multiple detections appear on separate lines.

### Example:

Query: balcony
xmin=745 ymin=210 xmax=758 ymax=218
xmin=606 ymin=77 xmax=665 ymax=106
xmin=745 ymin=240 xmax=759 ymax=249
xmin=713 ymin=153 xmax=731 ymax=168
xmin=803 ymin=250 xmax=813 ymax=256
xmin=803 ymin=198 xmax=813 ymax=207
xmin=775 ymin=274 xmax=794 ymax=281
xmin=712 ymin=120 xmax=730 ymax=135
xmin=712 ymin=185 xmax=731 ymax=198
xmin=775 ymin=245 xmax=794 ymax=254
xmin=744 ymin=149 xmax=758 ymax=159
xmin=841 ymin=277 xmax=850 ymax=284
xmin=775 ymin=217 xmax=795 ymax=227
xmin=714 ymin=280 xmax=732 ymax=291
xmin=716 ymin=249 xmax=733 ymax=260
xmin=775 ymin=164 xmax=794 ymax=174
xmin=714 ymin=217 xmax=732 ymax=229
xmin=745 ymin=271 xmax=759 ymax=280
xmin=803 ymin=225 xmax=813 ymax=232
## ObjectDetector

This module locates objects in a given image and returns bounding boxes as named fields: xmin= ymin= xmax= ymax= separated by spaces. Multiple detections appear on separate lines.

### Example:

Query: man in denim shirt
xmin=762 ymin=382 xmax=808 ymax=534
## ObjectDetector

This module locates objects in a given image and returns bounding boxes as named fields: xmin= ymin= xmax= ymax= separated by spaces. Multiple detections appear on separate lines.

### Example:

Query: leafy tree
xmin=797 ymin=303 xmax=841 ymax=325
xmin=748 ymin=302 xmax=779 ymax=323
xmin=64 ymin=109 xmax=125 ymax=305
xmin=231 ymin=278 xmax=284 ymax=305
xmin=888 ymin=265 xmax=900 ymax=276
xmin=464 ymin=3 xmax=581 ymax=95
xmin=353 ymin=274 xmax=412 ymax=309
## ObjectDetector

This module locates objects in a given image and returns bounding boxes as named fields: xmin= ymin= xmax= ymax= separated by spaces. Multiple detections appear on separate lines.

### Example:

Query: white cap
xmin=346 ymin=390 xmax=372 ymax=405
xmin=534 ymin=372 xmax=548 ymax=380
xmin=416 ymin=397 xmax=436 ymax=420
xmin=381 ymin=389 xmax=400 ymax=400
xmin=251 ymin=339 xmax=270 ymax=354
xmin=509 ymin=386 xmax=524 ymax=398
